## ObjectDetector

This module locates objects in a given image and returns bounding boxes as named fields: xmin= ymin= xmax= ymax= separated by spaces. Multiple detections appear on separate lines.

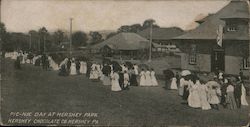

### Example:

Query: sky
xmin=1 ymin=0 xmax=230 ymax=33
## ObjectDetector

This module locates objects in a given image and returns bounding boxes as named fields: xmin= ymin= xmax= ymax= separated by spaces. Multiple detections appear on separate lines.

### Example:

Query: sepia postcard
xmin=0 ymin=0 xmax=249 ymax=126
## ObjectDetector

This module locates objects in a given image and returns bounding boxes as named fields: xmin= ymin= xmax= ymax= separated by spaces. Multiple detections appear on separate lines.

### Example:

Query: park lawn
xmin=0 ymin=58 xmax=249 ymax=126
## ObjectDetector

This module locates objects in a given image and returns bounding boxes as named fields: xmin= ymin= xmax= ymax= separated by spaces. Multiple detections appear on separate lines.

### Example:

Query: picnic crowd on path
xmin=5 ymin=50 xmax=249 ymax=111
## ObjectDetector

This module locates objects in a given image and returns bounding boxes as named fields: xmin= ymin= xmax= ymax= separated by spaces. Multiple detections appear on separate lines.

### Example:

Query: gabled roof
xmin=91 ymin=32 xmax=158 ymax=50
xmin=175 ymin=0 xmax=249 ymax=40
xmin=137 ymin=27 xmax=184 ymax=40
xmin=195 ymin=14 xmax=214 ymax=24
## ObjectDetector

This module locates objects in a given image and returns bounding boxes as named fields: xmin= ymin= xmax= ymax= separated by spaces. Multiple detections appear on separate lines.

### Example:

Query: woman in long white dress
xmin=70 ymin=61 xmax=77 ymax=75
xmin=207 ymin=86 xmax=220 ymax=110
xmin=188 ymin=80 xmax=201 ymax=108
xmin=241 ymin=84 xmax=249 ymax=106
xmin=79 ymin=61 xmax=85 ymax=74
xmin=198 ymin=82 xmax=211 ymax=110
xmin=145 ymin=69 xmax=152 ymax=86
xmin=139 ymin=69 xmax=146 ymax=86
xmin=179 ymin=77 xmax=185 ymax=96
xmin=124 ymin=71 xmax=130 ymax=88
xmin=150 ymin=69 xmax=158 ymax=86
xmin=111 ymin=71 xmax=122 ymax=91
xmin=48 ymin=56 xmax=59 ymax=71
xmin=170 ymin=77 xmax=178 ymax=90
xmin=133 ymin=64 xmax=139 ymax=75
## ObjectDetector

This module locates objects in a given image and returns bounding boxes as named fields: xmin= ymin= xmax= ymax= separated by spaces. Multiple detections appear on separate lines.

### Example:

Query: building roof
xmin=195 ymin=14 xmax=214 ymax=24
xmin=175 ymin=0 xmax=249 ymax=40
xmin=137 ymin=27 xmax=184 ymax=40
xmin=91 ymin=32 xmax=159 ymax=50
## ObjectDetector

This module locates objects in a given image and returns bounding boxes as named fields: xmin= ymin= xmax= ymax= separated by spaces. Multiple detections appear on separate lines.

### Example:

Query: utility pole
xmin=148 ymin=23 xmax=152 ymax=62
xmin=38 ymin=37 xmax=40 ymax=52
xmin=69 ymin=18 xmax=73 ymax=57
xmin=29 ymin=34 xmax=32 ymax=50
xmin=43 ymin=35 xmax=46 ymax=53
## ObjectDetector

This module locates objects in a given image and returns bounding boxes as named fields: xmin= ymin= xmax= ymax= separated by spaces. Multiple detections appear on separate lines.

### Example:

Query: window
xmin=189 ymin=54 xmax=196 ymax=64
xmin=189 ymin=44 xmax=197 ymax=65
xmin=243 ymin=57 xmax=249 ymax=69
xmin=227 ymin=25 xmax=237 ymax=32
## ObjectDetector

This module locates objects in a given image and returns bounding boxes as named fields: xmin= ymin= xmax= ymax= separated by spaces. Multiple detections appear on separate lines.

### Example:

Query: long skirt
xmin=111 ymin=80 xmax=122 ymax=91
xmin=130 ymin=74 xmax=138 ymax=86
xmin=179 ymin=86 xmax=184 ymax=96
xmin=226 ymin=92 xmax=237 ymax=110
xmin=241 ymin=85 xmax=249 ymax=106
xmin=182 ymin=86 xmax=189 ymax=100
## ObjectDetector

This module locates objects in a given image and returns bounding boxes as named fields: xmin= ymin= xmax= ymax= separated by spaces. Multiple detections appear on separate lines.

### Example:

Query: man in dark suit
xmin=234 ymin=80 xmax=242 ymax=108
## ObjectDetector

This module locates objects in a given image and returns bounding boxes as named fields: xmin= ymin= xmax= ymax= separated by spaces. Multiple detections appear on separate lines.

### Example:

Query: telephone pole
xmin=69 ymin=18 xmax=73 ymax=57
xmin=148 ymin=23 xmax=152 ymax=62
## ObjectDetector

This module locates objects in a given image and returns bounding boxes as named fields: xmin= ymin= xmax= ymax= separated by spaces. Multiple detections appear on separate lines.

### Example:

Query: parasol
xmin=181 ymin=70 xmax=191 ymax=76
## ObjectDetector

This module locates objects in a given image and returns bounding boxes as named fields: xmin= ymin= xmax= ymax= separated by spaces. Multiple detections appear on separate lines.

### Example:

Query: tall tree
xmin=130 ymin=24 xmax=143 ymax=33
xmin=53 ymin=30 xmax=64 ymax=45
xmin=118 ymin=25 xmax=131 ymax=33
xmin=142 ymin=19 xmax=159 ymax=29
xmin=28 ymin=30 xmax=39 ymax=51
xmin=0 ymin=22 xmax=13 ymax=52
xmin=89 ymin=31 xmax=103 ymax=45
xmin=72 ymin=31 xmax=88 ymax=47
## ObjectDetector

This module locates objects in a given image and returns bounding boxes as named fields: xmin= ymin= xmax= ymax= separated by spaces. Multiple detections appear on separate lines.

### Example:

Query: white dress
xmin=80 ymin=61 xmax=87 ymax=74
xmin=241 ymin=84 xmax=249 ymax=106
xmin=188 ymin=81 xmax=201 ymax=108
xmin=170 ymin=77 xmax=178 ymax=90
xmin=79 ymin=61 xmax=84 ymax=74
xmin=21 ymin=54 xmax=26 ymax=64
xmin=198 ymin=85 xmax=211 ymax=110
xmin=124 ymin=73 xmax=130 ymax=87
xmin=145 ymin=71 xmax=152 ymax=86
xmin=207 ymin=88 xmax=220 ymax=104
xmin=179 ymin=78 xmax=185 ymax=96
xmin=150 ymin=71 xmax=158 ymax=86
xmin=134 ymin=65 xmax=139 ymax=75
xmin=70 ymin=63 xmax=77 ymax=75
xmin=48 ymin=56 xmax=59 ymax=71
xmin=11 ymin=51 xmax=18 ymax=60
xmin=139 ymin=71 xmax=146 ymax=86
xmin=111 ymin=72 xmax=122 ymax=91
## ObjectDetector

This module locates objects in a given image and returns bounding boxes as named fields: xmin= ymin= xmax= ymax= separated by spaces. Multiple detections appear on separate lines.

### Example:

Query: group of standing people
xmin=58 ymin=57 xmax=87 ymax=76
xmin=64 ymin=59 xmax=159 ymax=92
xmin=87 ymin=61 xmax=159 ymax=91
xmin=169 ymin=71 xmax=249 ymax=110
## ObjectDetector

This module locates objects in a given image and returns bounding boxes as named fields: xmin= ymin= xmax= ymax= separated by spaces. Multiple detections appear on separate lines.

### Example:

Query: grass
xmin=0 ymin=58 xmax=249 ymax=126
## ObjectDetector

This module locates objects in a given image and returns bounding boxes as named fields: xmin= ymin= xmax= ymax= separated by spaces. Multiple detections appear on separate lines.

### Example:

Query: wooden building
xmin=91 ymin=32 xmax=160 ymax=60
xmin=174 ymin=0 xmax=249 ymax=75
xmin=137 ymin=27 xmax=184 ymax=53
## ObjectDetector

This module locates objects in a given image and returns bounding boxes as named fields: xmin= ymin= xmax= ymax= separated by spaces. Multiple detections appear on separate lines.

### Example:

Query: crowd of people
xmin=58 ymin=59 xmax=159 ymax=91
xmin=6 ymin=51 xmax=159 ymax=92
xmin=4 ymin=51 xmax=249 ymax=110
xmin=168 ymin=70 xmax=249 ymax=110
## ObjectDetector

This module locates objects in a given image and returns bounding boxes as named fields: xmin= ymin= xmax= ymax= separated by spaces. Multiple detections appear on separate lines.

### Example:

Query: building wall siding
xmin=179 ymin=53 xmax=211 ymax=72
xmin=224 ymin=55 xmax=242 ymax=75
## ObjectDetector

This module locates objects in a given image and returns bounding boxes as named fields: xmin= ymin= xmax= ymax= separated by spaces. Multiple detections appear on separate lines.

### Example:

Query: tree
xmin=28 ymin=30 xmax=39 ymax=51
xmin=53 ymin=30 xmax=64 ymax=45
xmin=130 ymin=24 xmax=143 ymax=33
xmin=89 ymin=31 xmax=103 ymax=45
xmin=142 ymin=19 xmax=159 ymax=29
xmin=72 ymin=31 xmax=88 ymax=47
xmin=118 ymin=25 xmax=131 ymax=33
xmin=0 ymin=22 xmax=8 ymax=51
